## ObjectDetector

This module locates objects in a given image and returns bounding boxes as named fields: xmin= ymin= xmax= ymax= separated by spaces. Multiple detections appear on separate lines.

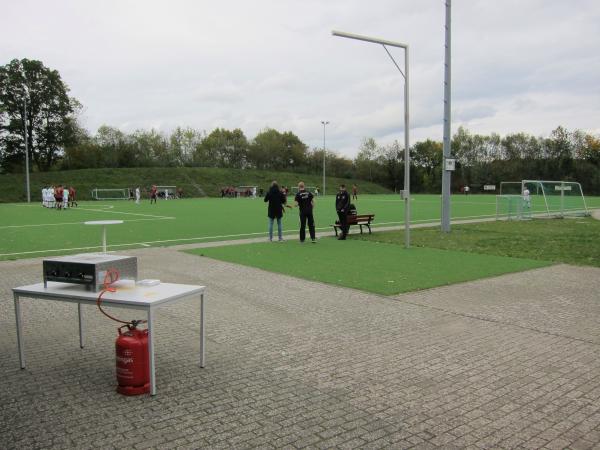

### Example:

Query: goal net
xmin=235 ymin=186 xmax=258 ymax=198
xmin=522 ymin=180 xmax=589 ymax=218
xmin=496 ymin=180 xmax=589 ymax=220
xmin=91 ymin=188 xmax=130 ymax=200
xmin=291 ymin=186 xmax=318 ymax=195
xmin=156 ymin=186 xmax=177 ymax=199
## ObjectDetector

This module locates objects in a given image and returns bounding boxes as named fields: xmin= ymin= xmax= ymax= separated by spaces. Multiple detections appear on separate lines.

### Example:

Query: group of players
xmin=42 ymin=185 xmax=77 ymax=209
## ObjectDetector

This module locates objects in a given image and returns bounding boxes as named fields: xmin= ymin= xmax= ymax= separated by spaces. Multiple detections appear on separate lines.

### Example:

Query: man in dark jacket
xmin=264 ymin=181 xmax=289 ymax=241
xmin=335 ymin=184 xmax=350 ymax=240
xmin=292 ymin=181 xmax=316 ymax=243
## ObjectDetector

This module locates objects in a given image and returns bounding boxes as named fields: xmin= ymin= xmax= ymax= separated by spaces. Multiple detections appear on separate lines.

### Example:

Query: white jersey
xmin=135 ymin=188 xmax=140 ymax=204
xmin=63 ymin=189 xmax=69 ymax=207
xmin=523 ymin=189 xmax=530 ymax=201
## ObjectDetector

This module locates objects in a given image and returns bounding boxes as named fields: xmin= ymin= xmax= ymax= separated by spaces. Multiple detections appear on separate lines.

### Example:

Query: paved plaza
xmin=1 ymin=246 xmax=600 ymax=449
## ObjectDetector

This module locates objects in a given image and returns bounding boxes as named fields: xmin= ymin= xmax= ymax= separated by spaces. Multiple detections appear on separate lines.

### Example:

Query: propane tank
xmin=115 ymin=323 xmax=150 ymax=395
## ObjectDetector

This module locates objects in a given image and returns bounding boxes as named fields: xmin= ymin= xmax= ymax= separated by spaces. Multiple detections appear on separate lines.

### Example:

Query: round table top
xmin=84 ymin=220 xmax=124 ymax=226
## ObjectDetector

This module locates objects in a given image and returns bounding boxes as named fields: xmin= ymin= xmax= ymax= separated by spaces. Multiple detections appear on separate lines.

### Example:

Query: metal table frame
xmin=12 ymin=281 xmax=206 ymax=396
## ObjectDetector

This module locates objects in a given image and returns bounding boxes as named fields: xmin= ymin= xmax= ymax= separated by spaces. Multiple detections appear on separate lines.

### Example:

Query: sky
xmin=2 ymin=0 xmax=599 ymax=158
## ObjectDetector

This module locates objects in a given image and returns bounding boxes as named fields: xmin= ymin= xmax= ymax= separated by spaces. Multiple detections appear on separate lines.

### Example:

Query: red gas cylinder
xmin=115 ymin=324 xmax=150 ymax=395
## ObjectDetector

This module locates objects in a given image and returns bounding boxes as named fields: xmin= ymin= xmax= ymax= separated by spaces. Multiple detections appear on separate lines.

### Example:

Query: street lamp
xmin=332 ymin=30 xmax=411 ymax=248
xmin=22 ymin=85 xmax=31 ymax=203
xmin=321 ymin=121 xmax=329 ymax=196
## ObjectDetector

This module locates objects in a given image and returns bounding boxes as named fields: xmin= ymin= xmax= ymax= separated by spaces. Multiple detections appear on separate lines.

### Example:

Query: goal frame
xmin=91 ymin=188 xmax=129 ymax=200
xmin=521 ymin=180 xmax=589 ymax=218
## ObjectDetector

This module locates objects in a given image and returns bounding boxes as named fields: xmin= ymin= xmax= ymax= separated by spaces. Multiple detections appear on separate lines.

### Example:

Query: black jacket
xmin=264 ymin=186 xmax=287 ymax=219
xmin=335 ymin=190 xmax=350 ymax=213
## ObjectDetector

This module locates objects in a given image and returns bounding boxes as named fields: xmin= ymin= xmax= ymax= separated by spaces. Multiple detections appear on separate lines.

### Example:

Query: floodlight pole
xmin=321 ymin=121 xmax=329 ymax=196
xmin=332 ymin=30 xmax=411 ymax=248
xmin=441 ymin=0 xmax=452 ymax=232
xmin=23 ymin=87 xmax=31 ymax=203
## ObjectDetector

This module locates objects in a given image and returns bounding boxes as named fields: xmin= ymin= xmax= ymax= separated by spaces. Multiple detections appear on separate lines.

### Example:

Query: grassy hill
xmin=0 ymin=167 xmax=391 ymax=202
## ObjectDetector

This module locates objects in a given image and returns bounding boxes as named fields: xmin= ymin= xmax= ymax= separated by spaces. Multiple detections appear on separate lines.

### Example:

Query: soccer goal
xmin=522 ymin=180 xmax=589 ymax=218
xmin=291 ymin=186 xmax=318 ymax=195
xmin=156 ymin=186 xmax=177 ymax=199
xmin=236 ymin=186 xmax=258 ymax=198
xmin=496 ymin=180 xmax=589 ymax=220
xmin=91 ymin=188 xmax=130 ymax=200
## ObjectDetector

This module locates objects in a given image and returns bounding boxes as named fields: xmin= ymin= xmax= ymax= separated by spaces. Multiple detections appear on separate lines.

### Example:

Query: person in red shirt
xmin=68 ymin=186 xmax=77 ymax=207
xmin=54 ymin=185 xmax=64 ymax=210
xmin=150 ymin=185 xmax=158 ymax=204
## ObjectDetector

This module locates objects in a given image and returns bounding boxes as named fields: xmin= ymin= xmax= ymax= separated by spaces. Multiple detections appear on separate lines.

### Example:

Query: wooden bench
xmin=332 ymin=214 xmax=375 ymax=236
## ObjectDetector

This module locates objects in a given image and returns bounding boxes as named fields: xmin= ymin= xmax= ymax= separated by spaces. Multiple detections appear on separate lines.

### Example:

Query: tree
xmin=354 ymin=137 xmax=379 ymax=181
xmin=0 ymin=58 xmax=80 ymax=172
xmin=197 ymin=128 xmax=248 ymax=168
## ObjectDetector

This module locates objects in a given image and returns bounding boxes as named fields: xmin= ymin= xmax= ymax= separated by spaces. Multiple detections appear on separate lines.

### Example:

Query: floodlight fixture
xmin=331 ymin=30 xmax=411 ymax=248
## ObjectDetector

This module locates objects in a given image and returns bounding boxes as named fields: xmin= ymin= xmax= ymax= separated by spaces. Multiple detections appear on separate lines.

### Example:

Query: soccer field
xmin=1 ymin=194 xmax=599 ymax=260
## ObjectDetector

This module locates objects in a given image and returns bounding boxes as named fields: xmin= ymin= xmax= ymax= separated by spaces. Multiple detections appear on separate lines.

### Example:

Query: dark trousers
xmin=299 ymin=212 xmax=315 ymax=241
xmin=337 ymin=210 xmax=349 ymax=236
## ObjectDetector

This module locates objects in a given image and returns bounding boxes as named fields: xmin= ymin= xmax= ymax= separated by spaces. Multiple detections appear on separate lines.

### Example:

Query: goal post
xmin=91 ymin=188 xmax=129 ymax=200
xmin=291 ymin=186 xmax=318 ymax=195
xmin=522 ymin=180 xmax=589 ymax=218
xmin=155 ymin=186 xmax=177 ymax=199
xmin=496 ymin=180 xmax=589 ymax=220
xmin=235 ymin=186 xmax=258 ymax=198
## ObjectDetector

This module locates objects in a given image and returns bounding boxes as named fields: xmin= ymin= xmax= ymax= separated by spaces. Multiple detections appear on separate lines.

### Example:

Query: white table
xmin=12 ymin=281 xmax=206 ymax=396
xmin=84 ymin=220 xmax=124 ymax=253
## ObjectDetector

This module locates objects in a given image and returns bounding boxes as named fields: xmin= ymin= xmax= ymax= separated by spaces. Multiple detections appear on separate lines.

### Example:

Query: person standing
xmin=54 ymin=185 xmax=64 ymax=210
xmin=68 ymin=186 xmax=77 ymax=207
xmin=352 ymin=184 xmax=358 ymax=200
xmin=335 ymin=184 xmax=350 ymax=240
xmin=264 ymin=181 xmax=289 ymax=242
xmin=523 ymin=187 xmax=531 ymax=209
xmin=135 ymin=186 xmax=141 ymax=204
xmin=292 ymin=181 xmax=316 ymax=243
xmin=150 ymin=185 xmax=157 ymax=204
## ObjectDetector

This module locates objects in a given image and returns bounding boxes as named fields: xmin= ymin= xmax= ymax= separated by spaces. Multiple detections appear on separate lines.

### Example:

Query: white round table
xmin=84 ymin=220 xmax=124 ymax=253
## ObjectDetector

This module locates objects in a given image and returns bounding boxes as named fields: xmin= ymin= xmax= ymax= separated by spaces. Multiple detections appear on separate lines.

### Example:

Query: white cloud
xmin=2 ymin=0 xmax=599 ymax=159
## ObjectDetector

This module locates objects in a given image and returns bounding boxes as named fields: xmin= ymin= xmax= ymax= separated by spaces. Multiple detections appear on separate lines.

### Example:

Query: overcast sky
xmin=2 ymin=0 xmax=599 ymax=158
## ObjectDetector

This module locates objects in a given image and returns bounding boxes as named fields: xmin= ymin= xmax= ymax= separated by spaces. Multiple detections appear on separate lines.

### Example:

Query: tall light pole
xmin=321 ymin=121 xmax=329 ymax=196
xmin=332 ymin=30 xmax=411 ymax=248
xmin=441 ymin=0 xmax=452 ymax=232
xmin=23 ymin=85 xmax=31 ymax=203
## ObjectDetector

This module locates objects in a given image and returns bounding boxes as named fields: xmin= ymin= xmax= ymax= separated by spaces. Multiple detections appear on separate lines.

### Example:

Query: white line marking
xmin=0 ymin=217 xmax=174 ymax=230
xmin=76 ymin=207 xmax=173 ymax=219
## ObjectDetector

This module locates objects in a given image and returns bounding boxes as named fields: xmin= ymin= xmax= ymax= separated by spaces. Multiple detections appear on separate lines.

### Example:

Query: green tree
xmin=0 ymin=58 xmax=80 ymax=172
xmin=197 ymin=128 xmax=248 ymax=168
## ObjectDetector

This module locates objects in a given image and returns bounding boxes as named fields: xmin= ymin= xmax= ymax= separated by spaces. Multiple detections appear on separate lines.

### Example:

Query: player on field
xmin=63 ymin=185 xmax=69 ymax=209
xmin=523 ymin=187 xmax=531 ymax=209
xmin=54 ymin=185 xmax=64 ymax=210
xmin=68 ymin=186 xmax=77 ymax=207
xmin=135 ymin=186 xmax=141 ymax=204
xmin=150 ymin=185 xmax=157 ymax=204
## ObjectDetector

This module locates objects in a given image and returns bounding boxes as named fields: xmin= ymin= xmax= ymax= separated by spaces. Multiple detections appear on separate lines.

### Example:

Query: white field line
xmin=0 ymin=212 xmax=493 ymax=258
xmin=0 ymin=217 xmax=174 ymax=230
xmin=3 ymin=208 xmax=599 ymax=259
xmin=76 ymin=206 xmax=173 ymax=219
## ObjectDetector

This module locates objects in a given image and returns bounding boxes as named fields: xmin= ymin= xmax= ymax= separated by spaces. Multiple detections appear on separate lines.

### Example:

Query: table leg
xmin=78 ymin=302 xmax=84 ymax=348
xmin=14 ymin=293 xmax=25 ymax=369
xmin=148 ymin=307 xmax=156 ymax=395
xmin=200 ymin=293 xmax=205 ymax=368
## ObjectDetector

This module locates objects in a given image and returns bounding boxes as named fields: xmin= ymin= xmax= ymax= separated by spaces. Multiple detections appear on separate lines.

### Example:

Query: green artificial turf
xmin=1 ymin=194 xmax=599 ymax=261
xmin=357 ymin=216 xmax=600 ymax=267
xmin=186 ymin=238 xmax=550 ymax=295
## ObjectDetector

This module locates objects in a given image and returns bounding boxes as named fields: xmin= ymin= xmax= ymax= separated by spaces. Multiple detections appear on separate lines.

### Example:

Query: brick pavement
xmin=1 ymin=247 xmax=600 ymax=449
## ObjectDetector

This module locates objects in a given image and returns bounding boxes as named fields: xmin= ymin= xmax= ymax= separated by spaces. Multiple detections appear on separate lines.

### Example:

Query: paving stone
xmin=1 ymin=251 xmax=599 ymax=449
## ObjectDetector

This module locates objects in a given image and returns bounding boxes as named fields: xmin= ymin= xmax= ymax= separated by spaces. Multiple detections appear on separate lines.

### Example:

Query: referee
xmin=292 ymin=181 xmax=316 ymax=243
